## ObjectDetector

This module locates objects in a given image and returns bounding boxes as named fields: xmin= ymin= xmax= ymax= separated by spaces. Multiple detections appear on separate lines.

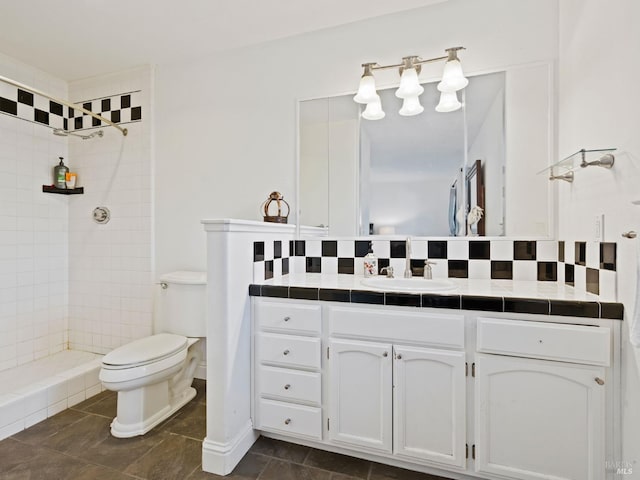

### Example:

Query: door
xmin=328 ymin=338 xmax=392 ymax=452
xmin=393 ymin=345 xmax=466 ymax=468
xmin=475 ymin=353 xmax=606 ymax=480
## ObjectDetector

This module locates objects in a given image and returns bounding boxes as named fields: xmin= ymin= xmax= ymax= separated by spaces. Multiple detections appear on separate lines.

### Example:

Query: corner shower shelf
xmin=537 ymin=148 xmax=616 ymax=182
xmin=42 ymin=185 xmax=84 ymax=195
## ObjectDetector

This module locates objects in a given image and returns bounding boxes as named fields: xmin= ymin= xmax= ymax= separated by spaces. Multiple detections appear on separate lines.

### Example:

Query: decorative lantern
xmin=261 ymin=191 xmax=290 ymax=223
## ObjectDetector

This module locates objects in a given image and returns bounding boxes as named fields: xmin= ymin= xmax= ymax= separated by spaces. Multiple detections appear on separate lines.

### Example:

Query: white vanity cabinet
xmin=474 ymin=317 xmax=610 ymax=480
xmin=253 ymin=300 xmax=323 ymax=440
xmin=251 ymin=296 xmax=620 ymax=480
xmin=327 ymin=305 xmax=467 ymax=469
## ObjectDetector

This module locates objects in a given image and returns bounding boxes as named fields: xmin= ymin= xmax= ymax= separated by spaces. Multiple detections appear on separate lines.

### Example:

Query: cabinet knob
xmin=382 ymin=351 xmax=388 ymax=357
xmin=284 ymin=418 xmax=291 ymax=425
xmin=396 ymin=353 xmax=403 ymax=360
xmin=284 ymin=316 xmax=290 ymax=322
xmin=283 ymin=349 xmax=290 ymax=356
xmin=595 ymin=377 xmax=605 ymax=385
xmin=284 ymin=384 xmax=291 ymax=390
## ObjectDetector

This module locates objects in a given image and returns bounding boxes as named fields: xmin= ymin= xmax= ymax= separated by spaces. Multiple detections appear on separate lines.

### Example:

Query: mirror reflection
xmin=298 ymin=64 xmax=551 ymax=238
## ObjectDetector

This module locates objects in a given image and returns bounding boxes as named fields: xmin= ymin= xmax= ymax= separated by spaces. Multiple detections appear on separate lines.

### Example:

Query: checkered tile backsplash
xmin=0 ymin=85 xmax=142 ymax=131
xmin=253 ymin=238 xmax=618 ymax=300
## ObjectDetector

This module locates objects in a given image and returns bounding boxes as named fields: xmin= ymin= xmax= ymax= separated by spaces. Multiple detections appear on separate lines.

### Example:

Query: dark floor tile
xmin=370 ymin=462 xmax=449 ymax=479
xmin=261 ymin=459 xmax=331 ymax=480
xmin=12 ymin=408 xmax=87 ymax=445
xmin=0 ymin=438 xmax=41 ymax=473
xmin=74 ymin=463 xmax=136 ymax=480
xmin=0 ymin=442 xmax=90 ymax=479
xmin=193 ymin=378 xmax=207 ymax=404
xmin=73 ymin=391 xmax=118 ymax=418
xmin=77 ymin=424 xmax=169 ymax=472
xmin=125 ymin=434 xmax=202 ymax=480
xmin=164 ymin=401 xmax=207 ymax=440
xmin=304 ymin=449 xmax=370 ymax=478
xmin=250 ymin=436 xmax=310 ymax=463
xmin=40 ymin=414 xmax=111 ymax=454
xmin=187 ymin=453 xmax=270 ymax=479
xmin=330 ymin=474 xmax=364 ymax=480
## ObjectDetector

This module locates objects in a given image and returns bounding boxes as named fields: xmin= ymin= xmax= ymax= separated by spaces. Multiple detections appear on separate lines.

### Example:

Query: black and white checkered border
xmin=252 ymin=238 xmax=618 ymax=301
xmin=0 ymin=86 xmax=142 ymax=131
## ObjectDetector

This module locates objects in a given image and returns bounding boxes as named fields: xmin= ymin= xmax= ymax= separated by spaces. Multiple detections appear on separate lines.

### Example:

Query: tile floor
xmin=0 ymin=379 xmax=451 ymax=479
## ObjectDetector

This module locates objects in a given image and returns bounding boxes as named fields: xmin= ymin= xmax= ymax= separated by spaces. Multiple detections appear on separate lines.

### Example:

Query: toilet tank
xmin=158 ymin=271 xmax=207 ymax=337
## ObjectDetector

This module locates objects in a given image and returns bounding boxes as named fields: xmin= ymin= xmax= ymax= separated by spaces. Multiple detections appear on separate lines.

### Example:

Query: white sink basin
xmin=360 ymin=277 xmax=457 ymax=293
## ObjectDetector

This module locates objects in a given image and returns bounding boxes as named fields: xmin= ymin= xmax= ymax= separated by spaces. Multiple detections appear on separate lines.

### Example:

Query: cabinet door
xmin=393 ymin=345 xmax=466 ymax=468
xmin=475 ymin=353 xmax=605 ymax=480
xmin=328 ymin=339 xmax=392 ymax=453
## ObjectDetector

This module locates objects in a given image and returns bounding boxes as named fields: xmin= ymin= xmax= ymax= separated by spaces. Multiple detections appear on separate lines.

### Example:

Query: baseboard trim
xmin=201 ymin=421 xmax=258 ymax=475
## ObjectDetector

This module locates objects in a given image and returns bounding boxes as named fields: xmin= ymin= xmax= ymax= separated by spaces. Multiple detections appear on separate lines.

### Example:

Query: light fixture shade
xmin=398 ymin=96 xmax=424 ymax=116
xmin=354 ymin=75 xmax=378 ymax=104
xmin=395 ymin=67 xmax=424 ymax=99
xmin=362 ymin=97 xmax=385 ymax=120
xmin=435 ymin=91 xmax=462 ymax=112
xmin=437 ymin=59 xmax=469 ymax=92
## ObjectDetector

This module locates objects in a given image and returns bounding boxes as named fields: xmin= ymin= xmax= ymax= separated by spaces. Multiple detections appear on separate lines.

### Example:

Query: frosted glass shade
xmin=362 ymin=97 xmax=385 ymax=120
xmin=354 ymin=75 xmax=378 ymax=104
xmin=395 ymin=68 xmax=424 ymax=99
xmin=435 ymin=91 xmax=462 ymax=112
xmin=398 ymin=96 xmax=424 ymax=116
xmin=437 ymin=59 xmax=469 ymax=92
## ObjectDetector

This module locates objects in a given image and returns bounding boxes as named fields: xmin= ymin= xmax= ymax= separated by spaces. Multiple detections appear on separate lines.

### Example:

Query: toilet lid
xmin=103 ymin=333 xmax=188 ymax=368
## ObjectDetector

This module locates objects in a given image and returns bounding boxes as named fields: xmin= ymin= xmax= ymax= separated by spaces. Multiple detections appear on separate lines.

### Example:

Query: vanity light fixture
xmin=354 ymin=47 xmax=467 ymax=120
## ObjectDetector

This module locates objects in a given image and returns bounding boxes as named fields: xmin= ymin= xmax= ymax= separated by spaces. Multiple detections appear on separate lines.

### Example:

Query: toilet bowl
xmin=99 ymin=271 xmax=207 ymax=438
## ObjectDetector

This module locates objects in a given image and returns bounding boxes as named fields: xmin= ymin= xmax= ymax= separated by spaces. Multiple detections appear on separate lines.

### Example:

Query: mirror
xmin=298 ymin=63 xmax=552 ymax=237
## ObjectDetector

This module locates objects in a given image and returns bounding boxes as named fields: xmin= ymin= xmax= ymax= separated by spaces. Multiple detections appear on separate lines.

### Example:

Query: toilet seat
xmin=102 ymin=333 xmax=188 ymax=370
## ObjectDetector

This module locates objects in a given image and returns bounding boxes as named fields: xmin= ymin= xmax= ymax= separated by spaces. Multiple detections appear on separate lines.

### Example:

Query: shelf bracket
xmin=580 ymin=150 xmax=615 ymax=169
xmin=548 ymin=170 xmax=574 ymax=183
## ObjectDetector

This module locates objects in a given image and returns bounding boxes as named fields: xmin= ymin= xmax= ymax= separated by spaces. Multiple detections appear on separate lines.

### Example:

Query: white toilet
xmin=99 ymin=271 xmax=206 ymax=438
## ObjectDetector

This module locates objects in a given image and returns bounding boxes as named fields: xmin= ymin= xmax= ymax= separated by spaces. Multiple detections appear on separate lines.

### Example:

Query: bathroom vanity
xmin=249 ymin=275 xmax=622 ymax=480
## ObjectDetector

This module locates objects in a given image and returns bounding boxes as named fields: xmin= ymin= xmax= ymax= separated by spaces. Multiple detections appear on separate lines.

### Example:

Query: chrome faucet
xmin=380 ymin=266 xmax=394 ymax=278
xmin=423 ymin=260 xmax=437 ymax=279
xmin=404 ymin=237 xmax=412 ymax=278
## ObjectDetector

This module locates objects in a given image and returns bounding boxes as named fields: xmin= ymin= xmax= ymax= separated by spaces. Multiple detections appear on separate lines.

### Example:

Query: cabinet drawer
xmin=259 ymin=365 xmax=321 ymax=404
xmin=328 ymin=305 xmax=464 ymax=349
xmin=258 ymin=333 xmax=321 ymax=370
xmin=477 ymin=317 xmax=611 ymax=366
xmin=256 ymin=300 xmax=321 ymax=334
xmin=258 ymin=398 xmax=322 ymax=439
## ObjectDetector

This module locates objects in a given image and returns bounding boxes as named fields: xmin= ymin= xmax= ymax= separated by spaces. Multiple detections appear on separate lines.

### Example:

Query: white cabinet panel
xmin=328 ymin=339 xmax=392 ymax=453
xmin=258 ymin=365 xmax=321 ymax=404
xmin=258 ymin=333 xmax=321 ymax=370
xmin=475 ymin=353 xmax=605 ymax=480
xmin=256 ymin=300 xmax=321 ymax=334
xmin=258 ymin=398 xmax=322 ymax=440
xmin=393 ymin=346 xmax=466 ymax=469
xmin=477 ymin=317 xmax=611 ymax=366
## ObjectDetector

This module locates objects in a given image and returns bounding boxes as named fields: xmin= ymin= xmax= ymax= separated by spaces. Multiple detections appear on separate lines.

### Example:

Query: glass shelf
xmin=537 ymin=148 xmax=616 ymax=175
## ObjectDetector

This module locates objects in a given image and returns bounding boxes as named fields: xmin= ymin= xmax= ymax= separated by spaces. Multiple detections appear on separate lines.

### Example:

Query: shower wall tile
xmin=0 ymin=51 xmax=69 ymax=373
xmin=67 ymin=66 xmax=153 ymax=355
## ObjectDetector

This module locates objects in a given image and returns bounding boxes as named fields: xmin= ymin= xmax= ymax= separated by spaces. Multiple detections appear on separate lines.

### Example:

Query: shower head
xmin=52 ymin=128 xmax=104 ymax=140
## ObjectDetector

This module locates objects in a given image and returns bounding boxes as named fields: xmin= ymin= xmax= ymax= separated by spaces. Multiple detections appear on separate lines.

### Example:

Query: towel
xmin=631 ymin=238 xmax=640 ymax=346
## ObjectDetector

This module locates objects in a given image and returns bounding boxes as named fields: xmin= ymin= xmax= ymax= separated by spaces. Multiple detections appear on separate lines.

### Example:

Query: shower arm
xmin=0 ymin=74 xmax=128 ymax=136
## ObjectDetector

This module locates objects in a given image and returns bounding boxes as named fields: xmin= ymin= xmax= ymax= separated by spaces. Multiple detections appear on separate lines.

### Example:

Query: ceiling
xmin=0 ymin=0 xmax=447 ymax=81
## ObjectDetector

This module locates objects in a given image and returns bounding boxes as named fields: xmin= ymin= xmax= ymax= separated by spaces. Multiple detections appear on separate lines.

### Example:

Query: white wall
xmin=154 ymin=0 xmax=559 ymax=274
xmin=558 ymin=0 xmax=640 ymax=473
xmin=67 ymin=67 xmax=154 ymax=354
xmin=0 ymin=52 xmax=69 ymax=372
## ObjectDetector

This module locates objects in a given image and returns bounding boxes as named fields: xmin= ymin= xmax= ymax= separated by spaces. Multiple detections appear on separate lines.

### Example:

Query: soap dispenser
xmin=53 ymin=157 xmax=68 ymax=189
xmin=363 ymin=242 xmax=378 ymax=277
